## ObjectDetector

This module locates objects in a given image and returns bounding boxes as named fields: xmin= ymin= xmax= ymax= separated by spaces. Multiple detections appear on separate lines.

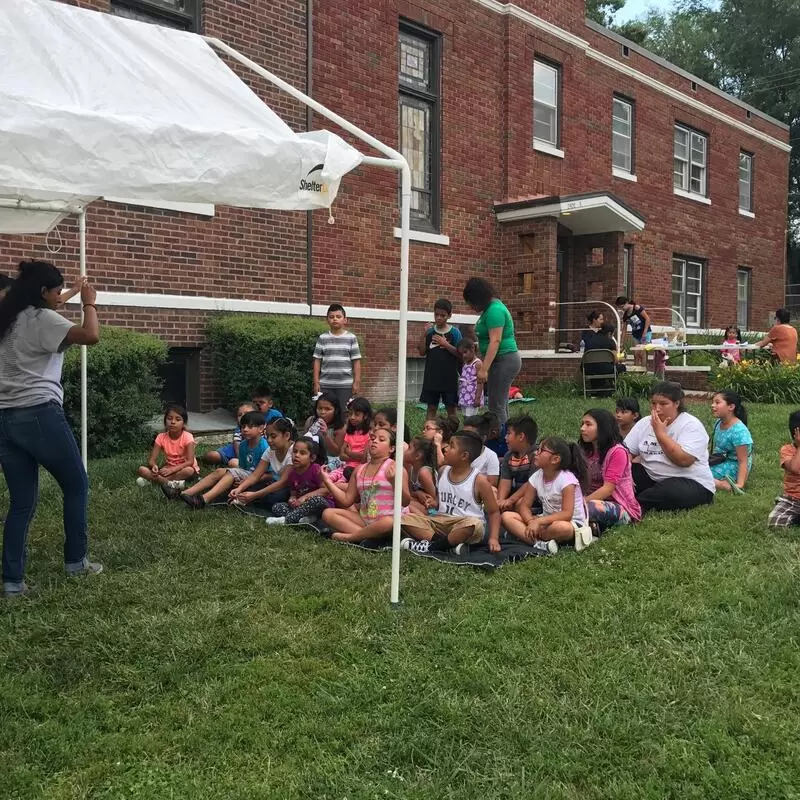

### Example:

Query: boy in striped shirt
xmin=312 ymin=304 xmax=362 ymax=415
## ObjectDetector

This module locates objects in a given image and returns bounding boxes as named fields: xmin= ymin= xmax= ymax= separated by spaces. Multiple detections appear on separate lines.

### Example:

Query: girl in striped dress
xmin=321 ymin=428 xmax=410 ymax=543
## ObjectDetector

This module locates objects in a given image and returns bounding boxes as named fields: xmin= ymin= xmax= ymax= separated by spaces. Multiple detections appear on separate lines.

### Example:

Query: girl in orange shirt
xmin=137 ymin=404 xmax=199 ymax=494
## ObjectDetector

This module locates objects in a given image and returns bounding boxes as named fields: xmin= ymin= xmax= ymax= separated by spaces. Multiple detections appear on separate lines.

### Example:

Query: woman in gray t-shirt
xmin=0 ymin=260 xmax=102 ymax=597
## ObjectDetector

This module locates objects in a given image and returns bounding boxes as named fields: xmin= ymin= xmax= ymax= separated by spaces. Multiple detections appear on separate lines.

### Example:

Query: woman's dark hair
xmin=410 ymin=435 xmax=437 ymax=474
xmin=0 ymin=260 xmax=64 ymax=341
xmin=539 ymin=436 xmax=589 ymax=493
xmin=599 ymin=322 xmax=616 ymax=337
xmin=374 ymin=407 xmax=411 ymax=444
xmin=714 ymin=390 xmax=749 ymax=427
xmin=314 ymin=391 xmax=343 ymax=430
xmin=163 ymin=403 xmax=189 ymax=427
xmin=580 ymin=408 xmax=623 ymax=464
xmin=463 ymin=411 xmax=497 ymax=441
xmin=724 ymin=325 xmax=742 ymax=342
xmin=267 ymin=416 xmax=298 ymax=440
xmin=346 ymin=396 xmax=373 ymax=434
xmin=587 ymin=309 xmax=603 ymax=324
xmin=297 ymin=435 xmax=326 ymax=465
xmin=616 ymin=397 xmax=641 ymax=418
xmin=650 ymin=381 xmax=686 ymax=413
xmin=462 ymin=277 xmax=496 ymax=312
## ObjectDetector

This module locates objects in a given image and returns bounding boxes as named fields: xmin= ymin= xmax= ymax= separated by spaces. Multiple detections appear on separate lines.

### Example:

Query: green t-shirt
xmin=475 ymin=300 xmax=517 ymax=357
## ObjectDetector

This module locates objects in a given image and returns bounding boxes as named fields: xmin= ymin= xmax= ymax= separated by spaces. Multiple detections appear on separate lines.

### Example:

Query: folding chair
xmin=581 ymin=349 xmax=618 ymax=398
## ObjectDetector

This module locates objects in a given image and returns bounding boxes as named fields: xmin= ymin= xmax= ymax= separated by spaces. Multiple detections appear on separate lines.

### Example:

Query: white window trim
xmin=612 ymin=97 xmax=634 ymax=174
xmin=105 ymin=197 xmax=215 ymax=217
xmin=672 ymin=256 xmax=704 ymax=328
xmin=533 ymin=140 xmax=565 ymax=159
xmin=393 ymin=227 xmax=450 ymax=246
xmin=738 ymin=152 xmax=753 ymax=213
xmin=613 ymin=168 xmax=638 ymax=182
xmin=673 ymin=188 xmax=711 ymax=205
xmin=738 ymin=209 xmax=755 ymax=219
xmin=673 ymin=125 xmax=707 ymax=198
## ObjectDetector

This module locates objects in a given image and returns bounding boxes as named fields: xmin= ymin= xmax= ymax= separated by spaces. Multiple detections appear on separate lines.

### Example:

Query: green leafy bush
xmin=63 ymin=327 xmax=167 ymax=458
xmin=207 ymin=314 xmax=329 ymax=420
xmin=709 ymin=361 xmax=800 ymax=404
xmin=614 ymin=371 xmax=658 ymax=399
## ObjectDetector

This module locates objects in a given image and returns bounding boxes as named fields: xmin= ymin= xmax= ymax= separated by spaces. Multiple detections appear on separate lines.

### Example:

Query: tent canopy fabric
xmin=0 ymin=0 xmax=362 ymax=218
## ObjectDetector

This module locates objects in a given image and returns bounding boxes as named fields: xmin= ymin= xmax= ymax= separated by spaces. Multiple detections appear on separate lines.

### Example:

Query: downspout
xmin=305 ymin=0 xmax=314 ymax=316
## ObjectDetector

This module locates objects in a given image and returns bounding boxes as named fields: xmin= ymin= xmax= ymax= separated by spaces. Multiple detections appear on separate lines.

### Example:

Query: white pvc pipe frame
xmin=0 ymin=36 xmax=413 ymax=606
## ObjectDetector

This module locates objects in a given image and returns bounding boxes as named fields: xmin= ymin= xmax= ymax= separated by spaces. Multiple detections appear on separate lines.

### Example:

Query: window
xmin=673 ymin=125 xmax=707 ymax=196
xmin=405 ymin=357 xmax=426 ymax=399
xmin=399 ymin=23 xmax=441 ymax=231
xmin=739 ymin=152 xmax=753 ymax=212
xmin=533 ymin=60 xmax=560 ymax=148
xmin=110 ymin=0 xmax=199 ymax=30
xmin=612 ymin=97 xmax=634 ymax=174
xmin=672 ymin=256 xmax=704 ymax=327
xmin=737 ymin=268 xmax=751 ymax=329
xmin=622 ymin=244 xmax=633 ymax=297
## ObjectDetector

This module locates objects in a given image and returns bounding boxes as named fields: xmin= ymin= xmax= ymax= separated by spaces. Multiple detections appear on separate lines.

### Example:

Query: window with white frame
xmin=739 ymin=152 xmax=753 ymax=212
xmin=673 ymin=125 xmax=707 ymax=196
xmin=405 ymin=358 xmax=426 ymax=399
xmin=111 ymin=0 xmax=199 ymax=30
xmin=612 ymin=97 xmax=634 ymax=173
xmin=399 ymin=23 xmax=441 ymax=231
xmin=672 ymin=256 xmax=704 ymax=327
xmin=533 ymin=60 xmax=559 ymax=148
xmin=737 ymin=268 xmax=751 ymax=329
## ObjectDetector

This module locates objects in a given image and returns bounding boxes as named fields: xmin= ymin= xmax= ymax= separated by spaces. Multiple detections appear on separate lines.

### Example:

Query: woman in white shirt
xmin=623 ymin=381 xmax=715 ymax=513
xmin=0 ymin=260 xmax=102 ymax=597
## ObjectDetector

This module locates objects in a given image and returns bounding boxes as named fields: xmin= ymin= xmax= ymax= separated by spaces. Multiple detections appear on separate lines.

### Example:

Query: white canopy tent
xmin=0 ymin=0 xmax=412 ymax=604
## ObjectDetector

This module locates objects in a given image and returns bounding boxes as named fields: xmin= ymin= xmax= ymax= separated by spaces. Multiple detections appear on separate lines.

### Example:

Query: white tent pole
xmin=390 ymin=164 xmax=412 ymax=607
xmin=79 ymin=209 xmax=88 ymax=467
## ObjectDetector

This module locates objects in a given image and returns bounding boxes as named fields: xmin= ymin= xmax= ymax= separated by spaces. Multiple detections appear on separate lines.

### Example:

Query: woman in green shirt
xmin=462 ymin=277 xmax=520 ymax=426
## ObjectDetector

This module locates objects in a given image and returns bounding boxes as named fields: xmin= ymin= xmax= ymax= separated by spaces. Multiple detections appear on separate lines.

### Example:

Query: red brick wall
xmin=0 ymin=0 xmax=788 ymax=410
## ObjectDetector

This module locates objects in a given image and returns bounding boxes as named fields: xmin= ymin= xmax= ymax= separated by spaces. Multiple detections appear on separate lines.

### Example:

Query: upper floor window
xmin=111 ymin=0 xmax=200 ymax=30
xmin=612 ymin=97 xmax=634 ymax=174
xmin=533 ymin=60 xmax=560 ymax=150
xmin=673 ymin=124 xmax=707 ymax=197
xmin=399 ymin=23 xmax=441 ymax=232
xmin=739 ymin=152 xmax=753 ymax=213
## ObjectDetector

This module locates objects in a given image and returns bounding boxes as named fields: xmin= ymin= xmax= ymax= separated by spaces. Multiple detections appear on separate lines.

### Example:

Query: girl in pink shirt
xmin=579 ymin=408 xmax=641 ymax=532
xmin=137 ymin=404 xmax=199 ymax=493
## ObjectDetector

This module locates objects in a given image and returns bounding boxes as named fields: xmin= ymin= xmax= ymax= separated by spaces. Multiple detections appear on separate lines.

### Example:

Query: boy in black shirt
xmin=418 ymin=298 xmax=463 ymax=420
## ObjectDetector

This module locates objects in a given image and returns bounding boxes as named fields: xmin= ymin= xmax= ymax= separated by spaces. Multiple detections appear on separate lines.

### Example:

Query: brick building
xmin=0 ymin=0 xmax=790 ymax=406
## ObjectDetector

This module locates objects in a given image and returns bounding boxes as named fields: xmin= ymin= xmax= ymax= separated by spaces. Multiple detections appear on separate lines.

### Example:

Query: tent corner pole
xmin=390 ymin=162 xmax=412 ymax=608
xmin=78 ymin=209 xmax=88 ymax=467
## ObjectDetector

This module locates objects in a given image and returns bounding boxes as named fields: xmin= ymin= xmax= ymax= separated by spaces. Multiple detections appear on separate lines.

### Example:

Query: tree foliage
xmin=586 ymin=0 xmax=626 ymax=26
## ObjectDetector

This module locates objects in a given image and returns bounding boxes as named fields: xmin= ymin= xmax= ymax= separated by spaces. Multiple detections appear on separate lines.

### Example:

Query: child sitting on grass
xmin=400 ymin=430 xmax=500 ymax=554
xmin=462 ymin=412 xmax=501 ymax=487
xmin=373 ymin=407 xmax=411 ymax=450
xmin=422 ymin=415 xmax=459 ymax=467
xmin=338 ymin=396 xmax=372 ymax=478
xmin=406 ymin=436 xmax=438 ymax=514
xmin=228 ymin=417 xmax=296 ymax=509
xmin=501 ymin=436 xmax=594 ymax=555
xmin=768 ymin=409 xmax=800 ymax=528
xmin=177 ymin=411 xmax=267 ymax=507
xmin=251 ymin=385 xmax=284 ymax=425
xmin=302 ymin=391 xmax=345 ymax=461
xmin=709 ymin=391 xmax=752 ymax=494
xmin=497 ymin=415 xmax=538 ymax=511
xmin=614 ymin=397 xmax=641 ymax=438
xmin=263 ymin=438 xmax=334 ymax=526
xmin=202 ymin=402 xmax=254 ymax=467
xmin=321 ymin=428 xmax=410 ymax=543
xmin=137 ymin=404 xmax=199 ymax=493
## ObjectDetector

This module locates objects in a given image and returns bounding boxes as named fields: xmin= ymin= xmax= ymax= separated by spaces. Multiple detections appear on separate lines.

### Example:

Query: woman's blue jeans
xmin=0 ymin=402 xmax=88 ymax=583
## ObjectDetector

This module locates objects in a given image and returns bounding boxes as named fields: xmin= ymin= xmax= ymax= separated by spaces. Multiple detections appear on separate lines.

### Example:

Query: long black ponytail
xmin=0 ymin=260 xmax=64 ymax=341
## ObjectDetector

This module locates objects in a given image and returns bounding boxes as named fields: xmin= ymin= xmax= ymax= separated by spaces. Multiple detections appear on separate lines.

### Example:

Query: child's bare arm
xmin=147 ymin=443 xmax=161 ymax=472
xmin=323 ymin=470 xmax=359 ymax=507
xmin=352 ymin=359 xmax=362 ymax=394
xmin=312 ymin=358 xmax=321 ymax=393
xmin=537 ymin=485 xmax=575 ymax=525
xmin=516 ymin=484 xmax=537 ymax=523
xmin=230 ymin=459 xmax=270 ymax=496
xmin=785 ymin=437 xmax=800 ymax=474
xmin=477 ymin=475 xmax=501 ymax=551
xmin=496 ymin=477 xmax=512 ymax=505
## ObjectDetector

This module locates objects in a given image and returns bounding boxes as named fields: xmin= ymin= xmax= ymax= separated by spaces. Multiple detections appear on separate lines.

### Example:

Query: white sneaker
xmin=166 ymin=480 xmax=186 ymax=490
xmin=574 ymin=525 xmax=594 ymax=553
xmin=266 ymin=516 xmax=286 ymax=525
xmin=533 ymin=539 xmax=558 ymax=556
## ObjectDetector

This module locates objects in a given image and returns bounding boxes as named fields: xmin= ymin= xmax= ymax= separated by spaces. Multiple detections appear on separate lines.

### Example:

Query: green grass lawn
xmin=3 ymin=399 xmax=800 ymax=799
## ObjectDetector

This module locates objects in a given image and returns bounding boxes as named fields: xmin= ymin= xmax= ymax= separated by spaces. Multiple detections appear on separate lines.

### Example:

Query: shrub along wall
xmin=207 ymin=314 xmax=329 ymax=421
xmin=63 ymin=327 xmax=167 ymax=458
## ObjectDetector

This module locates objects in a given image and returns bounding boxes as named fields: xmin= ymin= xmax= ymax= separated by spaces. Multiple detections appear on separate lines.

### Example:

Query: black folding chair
xmin=581 ymin=349 xmax=618 ymax=398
